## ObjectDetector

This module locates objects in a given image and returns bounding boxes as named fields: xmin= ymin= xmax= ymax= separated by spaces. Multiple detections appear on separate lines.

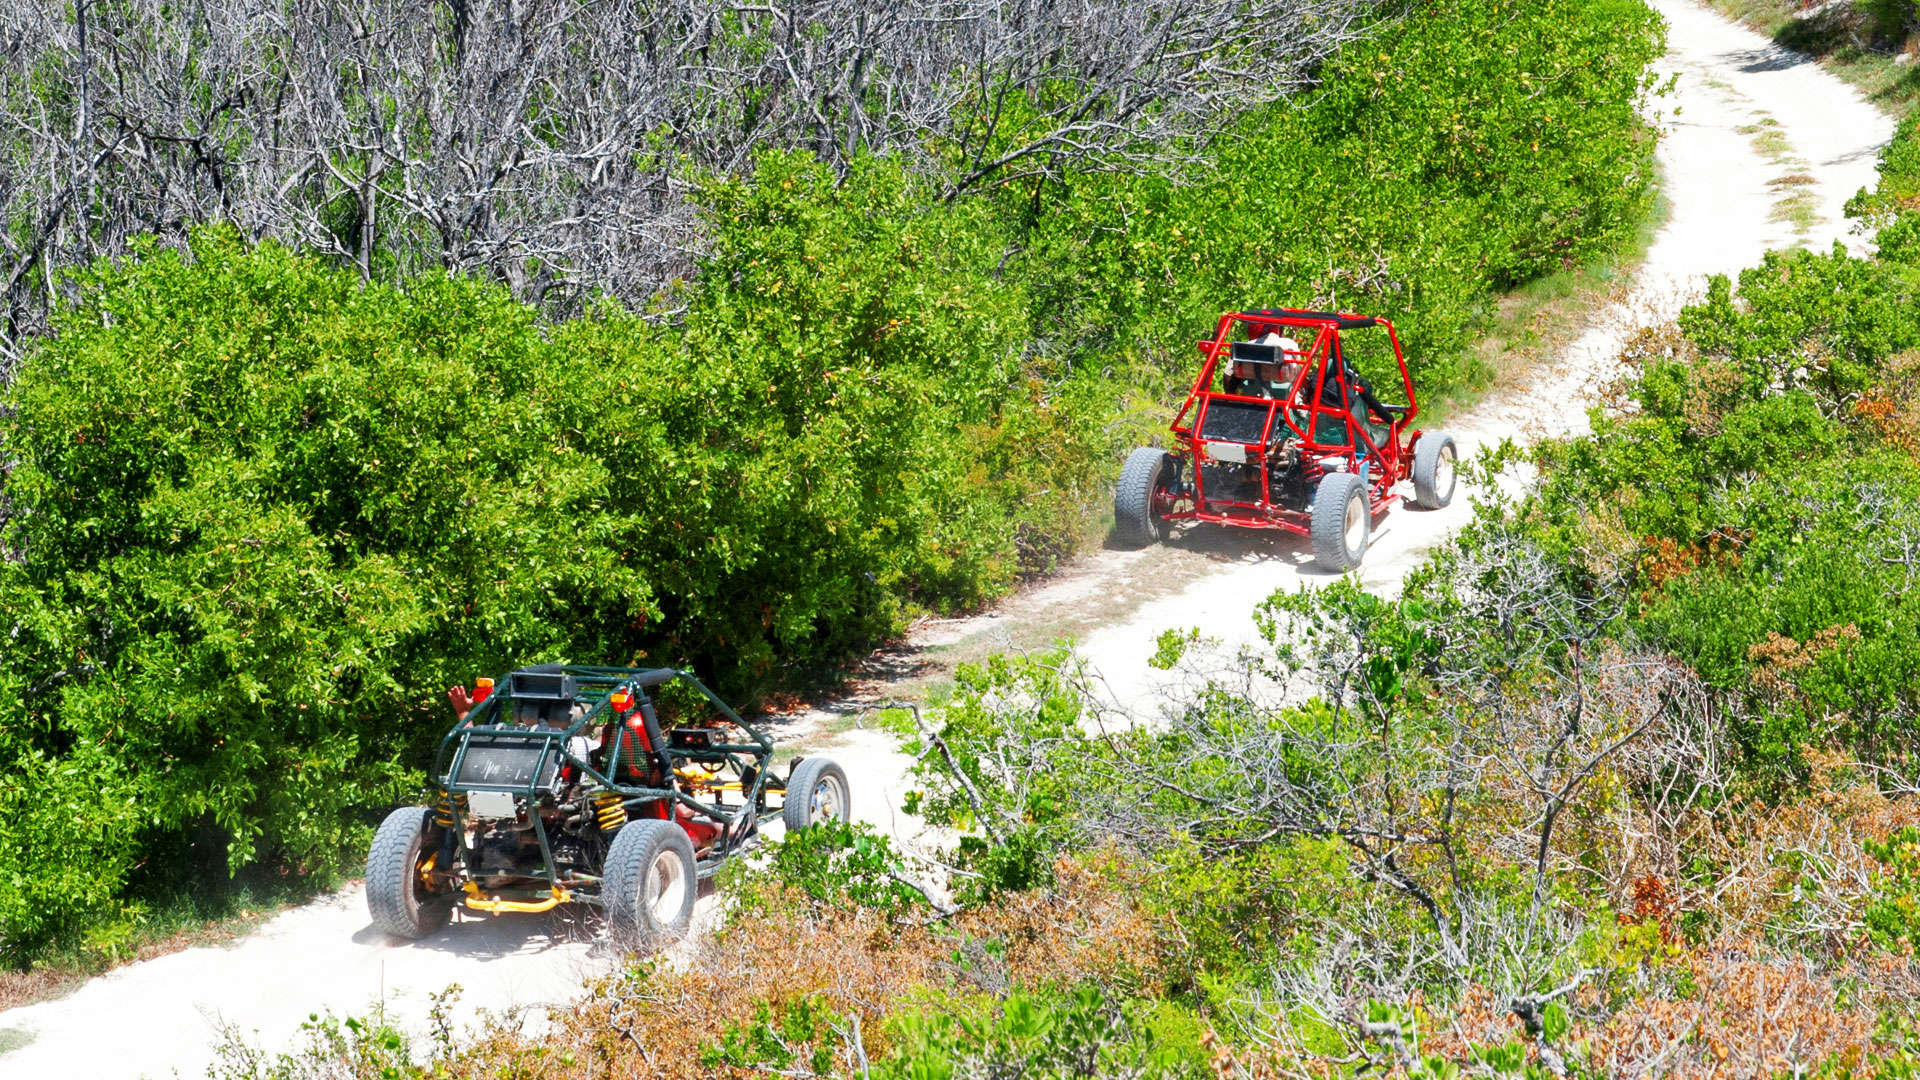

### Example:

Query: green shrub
xmin=1865 ymin=826 xmax=1920 ymax=954
xmin=876 ymin=985 xmax=1207 ymax=1080
xmin=0 ymin=232 xmax=634 ymax=958
xmin=1519 ymin=117 xmax=1920 ymax=780
xmin=755 ymin=819 xmax=926 ymax=914
xmin=1003 ymin=0 xmax=1665 ymax=392
xmin=895 ymin=650 xmax=1094 ymax=900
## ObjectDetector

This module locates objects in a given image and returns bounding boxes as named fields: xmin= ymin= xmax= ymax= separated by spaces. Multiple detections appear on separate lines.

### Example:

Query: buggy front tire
xmin=1311 ymin=471 xmax=1370 ymax=572
xmin=604 ymin=819 xmax=697 ymax=950
xmin=1114 ymin=447 xmax=1174 ymax=547
xmin=782 ymin=757 xmax=851 ymax=832
xmin=1411 ymin=432 xmax=1459 ymax=510
xmin=366 ymin=806 xmax=452 ymax=940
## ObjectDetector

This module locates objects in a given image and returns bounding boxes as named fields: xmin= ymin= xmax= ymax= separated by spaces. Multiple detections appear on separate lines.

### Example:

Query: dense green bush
xmin=1005 ymin=0 xmax=1665 ymax=390
xmin=0 ymin=235 xmax=626 ymax=960
xmin=1521 ymin=113 xmax=1920 ymax=778
xmin=0 ymin=213 xmax=1048 ymax=961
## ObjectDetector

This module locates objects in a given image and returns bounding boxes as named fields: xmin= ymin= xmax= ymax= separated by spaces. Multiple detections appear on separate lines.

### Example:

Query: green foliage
xmin=1676 ymin=248 xmax=1920 ymax=401
xmin=901 ymin=650 xmax=1096 ymax=900
xmin=0 ymin=735 xmax=140 ymax=966
xmin=208 ymin=1008 xmax=426 ymax=1080
xmin=1138 ymin=838 xmax=1355 ymax=985
xmin=1259 ymin=578 xmax=1446 ymax=702
xmin=562 ymin=152 xmax=1076 ymax=682
xmin=1855 ymin=0 xmax=1917 ymax=45
xmin=1516 ymin=113 xmax=1920 ymax=778
xmin=1852 ymin=111 xmax=1920 ymax=264
xmin=953 ymin=828 xmax=1059 ymax=901
xmin=1865 ymin=826 xmax=1920 ymax=954
xmin=701 ymin=995 xmax=842 ymax=1076
xmin=1 ymin=232 xmax=619 ymax=959
xmin=1006 ymin=0 xmax=1665 ymax=393
xmin=758 ymin=819 xmax=926 ymax=913
xmin=907 ymin=652 xmax=1089 ymax=832
xmin=1149 ymin=627 xmax=1200 ymax=671
xmin=876 ymin=985 xmax=1207 ymax=1080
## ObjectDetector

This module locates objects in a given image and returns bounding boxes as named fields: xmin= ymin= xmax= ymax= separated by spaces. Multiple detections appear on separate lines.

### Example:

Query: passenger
xmin=1226 ymin=331 xmax=1302 ymax=398
xmin=1223 ymin=355 xmax=1259 ymax=397
xmin=1269 ymin=335 xmax=1305 ymax=398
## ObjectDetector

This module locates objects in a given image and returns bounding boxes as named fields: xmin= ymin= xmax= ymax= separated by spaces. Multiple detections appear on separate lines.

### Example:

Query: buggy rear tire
xmin=782 ymin=757 xmax=851 ymax=832
xmin=1411 ymin=432 xmax=1459 ymax=510
xmin=604 ymin=819 xmax=696 ymax=950
xmin=366 ymin=806 xmax=452 ymax=940
xmin=1311 ymin=471 xmax=1370 ymax=572
xmin=1114 ymin=447 xmax=1174 ymax=547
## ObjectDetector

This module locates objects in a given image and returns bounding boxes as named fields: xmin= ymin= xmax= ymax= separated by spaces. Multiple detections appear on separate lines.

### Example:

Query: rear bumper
xmin=1165 ymin=506 xmax=1310 ymax=535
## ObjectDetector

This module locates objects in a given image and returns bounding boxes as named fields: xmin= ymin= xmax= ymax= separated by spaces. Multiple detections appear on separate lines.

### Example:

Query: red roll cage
xmin=1163 ymin=307 xmax=1423 ymax=534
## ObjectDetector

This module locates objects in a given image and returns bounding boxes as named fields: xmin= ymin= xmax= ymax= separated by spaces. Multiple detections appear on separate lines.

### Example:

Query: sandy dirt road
xmin=1069 ymin=0 xmax=1894 ymax=710
xmin=0 ymin=3 xmax=1892 ymax=1076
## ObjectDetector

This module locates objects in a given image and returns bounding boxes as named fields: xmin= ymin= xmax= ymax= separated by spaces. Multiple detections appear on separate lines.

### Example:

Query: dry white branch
xmin=0 ymin=0 xmax=1377 ymax=372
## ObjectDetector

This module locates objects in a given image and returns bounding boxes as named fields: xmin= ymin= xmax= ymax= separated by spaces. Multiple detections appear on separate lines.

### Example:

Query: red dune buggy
xmin=1115 ymin=308 xmax=1457 ymax=570
xmin=365 ymin=665 xmax=849 ymax=948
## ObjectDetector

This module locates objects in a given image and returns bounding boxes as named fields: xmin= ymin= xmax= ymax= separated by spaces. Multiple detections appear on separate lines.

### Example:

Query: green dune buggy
xmin=365 ymin=664 xmax=850 ymax=947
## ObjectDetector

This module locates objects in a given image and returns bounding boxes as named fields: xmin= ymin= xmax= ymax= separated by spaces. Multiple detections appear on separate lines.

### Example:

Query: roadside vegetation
xmin=1707 ymin=0 xmax=1920 ymax=117
xmin=214 ymin=107 xmax=1920 ymax=1079
xmin=0 ymin=0 xmax=1665 ymax=975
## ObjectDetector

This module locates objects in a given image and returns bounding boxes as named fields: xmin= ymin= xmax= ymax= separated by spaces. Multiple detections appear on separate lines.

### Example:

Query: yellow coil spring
xmin=594 ymin=791 xmax=627 ymax=833
xmin=433 ymin=794 xmax=464 ymax=829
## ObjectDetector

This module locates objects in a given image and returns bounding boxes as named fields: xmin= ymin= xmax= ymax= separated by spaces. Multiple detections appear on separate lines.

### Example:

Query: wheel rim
xmin=1437 ymin=445 xmax=1456 ymax=501
xmin=1149 ymin=463 xmax=1172 ymax=538
xmin=809 ymin=775 xmax=846 ymax=825
xmin=415 ymin=850 xmax=437 ymax=897
xmin=404 ymin=834 xmax=436 ymax=918
xmin=644 ymin=848 xmax=688 ymax=923
xmin=1343 ymin=490 xmax=1365 ymax=556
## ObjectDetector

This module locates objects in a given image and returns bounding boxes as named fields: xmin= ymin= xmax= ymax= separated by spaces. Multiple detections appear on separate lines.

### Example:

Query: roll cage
xmin=1174 ymin=308 xmax=1417 ymax=452
xmin=1165 ymin=307 xmax=1423 ymax=531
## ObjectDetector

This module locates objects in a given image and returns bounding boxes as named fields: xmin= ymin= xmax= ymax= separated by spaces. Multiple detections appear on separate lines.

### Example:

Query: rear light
xmin=609 ymin=690 xmax=634 ymax=713
xmin=473 ymin=677 xmax=494 ymax=703
xmin=626 ymin=712 xmax=654 ymax=752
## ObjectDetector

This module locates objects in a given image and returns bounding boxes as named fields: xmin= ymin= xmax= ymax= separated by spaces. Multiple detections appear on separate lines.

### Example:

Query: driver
xmin=1312 ymin=339 xmax=1396 ymax=448
xmin=1325 ymin=346 xmax=1395 ymax=425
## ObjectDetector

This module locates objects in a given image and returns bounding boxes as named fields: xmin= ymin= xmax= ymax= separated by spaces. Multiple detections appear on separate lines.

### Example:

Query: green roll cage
xmin=430 ymin=664 xmax=776 ymax=894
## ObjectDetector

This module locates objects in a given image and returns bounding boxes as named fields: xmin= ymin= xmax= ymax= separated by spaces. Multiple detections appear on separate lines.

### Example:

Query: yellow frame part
xmin=462 ymin=882 xmax=573 ymax=914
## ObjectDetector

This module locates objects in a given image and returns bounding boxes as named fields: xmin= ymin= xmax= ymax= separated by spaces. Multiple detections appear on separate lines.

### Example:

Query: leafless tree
xmin=1090 ymin=535 xmax=1683 ymax=961
xmin=1611 ymin=664 xmax=1727 ymax=891
xmin=0 ymin=0 xmax=1374 ymax=375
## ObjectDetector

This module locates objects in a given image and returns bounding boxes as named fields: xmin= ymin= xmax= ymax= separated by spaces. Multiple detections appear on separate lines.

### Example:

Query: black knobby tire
xmin=1411 ymin=432 xmax=1459 ymax=510
xmin=1114 ymin=447 xmax=1174 ymax=548
xmin=366 ymin=806 xmax=452 ymax=940
xmin=782 ymin=757 xmax=851 ymax=832
xmin=603 ymin=819 xmax=697 ymax=949
xmin=1310 ymin=471 xmax=1370 ymax=572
